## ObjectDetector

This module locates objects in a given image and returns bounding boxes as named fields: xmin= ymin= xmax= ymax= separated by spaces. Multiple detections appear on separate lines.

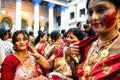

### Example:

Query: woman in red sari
xmin=1 ymin=30 xmax=50 ymax=80
xmin=34 ymin=30 xmax=46 ymax=57
xmin=65 ymin=0 xmax=120 ymax=80
xmin=46 ymin=30 xmax=72 ymax=80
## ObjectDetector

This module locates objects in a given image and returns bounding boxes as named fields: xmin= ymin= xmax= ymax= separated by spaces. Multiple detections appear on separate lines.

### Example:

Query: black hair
xmin=69 ymin=28 xmax=85 ymax=40
xmin=61 ymin=29 xmax=66 ymax=34
xmin=29 ymin=31 xmax=33 ymax=35
xmin=34 ymin=31 xmax=45 ymax=45
xmin=86 ymin=0 xmax=120 ymax=9
xmin=83 ymin=24 xmax=90 ymax=29
xmin=76 ymin=21 xmax=81 ymax=27
xmin=12 ymin=30 xmax=29 ymax=45
xmin=0 ymin=29 xmax=8 ymax=40
xmin=50 ymin=30 xmax=61 ymax=42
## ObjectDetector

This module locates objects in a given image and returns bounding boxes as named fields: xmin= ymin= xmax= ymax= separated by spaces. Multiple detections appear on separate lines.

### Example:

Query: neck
xmin=99 ymin=30 xmax=119 ymax=43
xmin=16 ymin=50 xmax=28 ymax=57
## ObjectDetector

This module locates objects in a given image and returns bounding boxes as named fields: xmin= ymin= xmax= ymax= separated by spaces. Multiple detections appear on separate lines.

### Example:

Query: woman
xmin=46 ymin=30 xmax=72 ymax=80
xmin=0 ymin=29 xmax=14 ymax=65
xmin=34 ymin=30 xmax=46 ymax=57
xmin=1 ymin=30 xmax=49 ymax=80
xmin=65 ymin=28 xmax=86 ymax=79
xmin=65 ymin=28 xmax=86 ymax=66
xmin=65 ymin=0 xmax=120 ymax=80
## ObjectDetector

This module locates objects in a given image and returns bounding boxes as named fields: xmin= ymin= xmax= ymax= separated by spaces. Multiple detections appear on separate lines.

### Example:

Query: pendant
xmin=90 ymin=52 xmax=98 ymax=61
xmin=101 ymin=50 xmax=109 ymax=58
xmin=84 ymin=65 xmax=91 ymax=75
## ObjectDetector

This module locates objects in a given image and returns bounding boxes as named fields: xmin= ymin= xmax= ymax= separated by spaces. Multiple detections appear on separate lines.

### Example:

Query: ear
xmin=117 ymin=9 xmax=120 ymax=18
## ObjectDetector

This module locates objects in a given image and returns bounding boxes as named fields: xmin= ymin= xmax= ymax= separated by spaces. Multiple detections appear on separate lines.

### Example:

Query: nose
xmin=90 ymin=11 xmax=99 ymax=21
xmin=20 ymin=39 xmax=24 ymax=43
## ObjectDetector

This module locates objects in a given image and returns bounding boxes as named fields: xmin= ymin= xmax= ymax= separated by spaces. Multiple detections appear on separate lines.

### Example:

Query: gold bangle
xmin=36 ymin=55 xmax=43 ymax=63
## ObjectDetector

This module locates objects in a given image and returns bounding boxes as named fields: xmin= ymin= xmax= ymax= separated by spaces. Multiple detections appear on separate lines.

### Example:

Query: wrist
xmin=36 ymin=55 xmax=43 ymax=62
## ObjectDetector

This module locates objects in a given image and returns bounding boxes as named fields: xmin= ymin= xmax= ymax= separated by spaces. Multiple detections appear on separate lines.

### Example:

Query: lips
xmin=19 ymin=45 xmax=26 ymax=47
xmin=92 ymin=23 xmax=100 ymax=26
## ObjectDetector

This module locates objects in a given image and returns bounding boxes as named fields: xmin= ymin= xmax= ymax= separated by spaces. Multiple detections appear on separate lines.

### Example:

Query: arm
xmin=29 ymin=45 xmax=50 ymax=69
xmin=64 ymin=44 xmax=80 ymax=77
xmin=36 ymin=54 xmax=50 ymax=69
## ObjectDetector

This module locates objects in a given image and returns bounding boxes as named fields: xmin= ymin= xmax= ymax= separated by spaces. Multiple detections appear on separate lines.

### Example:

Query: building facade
xmin=0 ymin=0 xmax=87 ymax=37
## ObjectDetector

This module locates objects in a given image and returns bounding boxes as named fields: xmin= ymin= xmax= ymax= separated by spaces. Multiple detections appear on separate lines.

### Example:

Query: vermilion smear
xmin=102 ymin=12 xmax=117 ymax=29
xmin=26 ymin=41 xmax=29 ymax=47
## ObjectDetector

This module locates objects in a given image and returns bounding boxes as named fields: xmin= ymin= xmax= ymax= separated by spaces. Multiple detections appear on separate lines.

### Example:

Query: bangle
xmin=36 ymin=55 xmax=43 ymax=63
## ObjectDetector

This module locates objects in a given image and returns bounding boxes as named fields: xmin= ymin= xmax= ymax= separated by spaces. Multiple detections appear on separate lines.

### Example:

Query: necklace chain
xmin=15 ymin=52 xmax=32 ymax=68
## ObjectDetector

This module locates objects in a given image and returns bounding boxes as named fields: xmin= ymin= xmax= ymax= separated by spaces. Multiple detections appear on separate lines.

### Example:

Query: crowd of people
xmin=0 ymin=0 xmax=120 ymax=80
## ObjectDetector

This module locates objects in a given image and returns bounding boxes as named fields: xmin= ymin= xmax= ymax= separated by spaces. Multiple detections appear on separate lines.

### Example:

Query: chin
xmin=19 ymin=47 xmax=27 ymax=51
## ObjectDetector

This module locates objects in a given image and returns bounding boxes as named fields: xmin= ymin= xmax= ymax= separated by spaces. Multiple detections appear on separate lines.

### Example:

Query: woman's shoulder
xmin=2 ymin=54 xmax=20 ymax=66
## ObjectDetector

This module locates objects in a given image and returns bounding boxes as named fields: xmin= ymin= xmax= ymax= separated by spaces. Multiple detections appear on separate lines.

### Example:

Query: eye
xmin=96 ymin=6 xmax=107 ymax=14
xmin=16 ymin=39 xmax=19 ymax=42
xmin=87 ymin=9 xmax=93 ymax=16
xmin=23 ymin=38 xmax=27 ymax=41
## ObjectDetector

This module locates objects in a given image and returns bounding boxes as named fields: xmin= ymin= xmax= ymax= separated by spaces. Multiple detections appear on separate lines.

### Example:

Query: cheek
xmin=26 ymin=41 xmax=29 ymax=47
xmin=102 ymin=12 xmax=117 ymax=29
xmin=14 ymin=43 xmax=19 ymax=49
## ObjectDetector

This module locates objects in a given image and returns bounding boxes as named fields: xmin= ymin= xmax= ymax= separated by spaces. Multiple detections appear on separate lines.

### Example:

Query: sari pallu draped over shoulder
xmin=76 ymin=35 xmax=120 ymax=80
xmin=76 ymin=54 xmax=120 ymax=80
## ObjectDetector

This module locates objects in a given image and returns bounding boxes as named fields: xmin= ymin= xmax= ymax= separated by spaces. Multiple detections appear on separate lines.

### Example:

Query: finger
xmin=72 ymin=42 xmax=80 ymax=45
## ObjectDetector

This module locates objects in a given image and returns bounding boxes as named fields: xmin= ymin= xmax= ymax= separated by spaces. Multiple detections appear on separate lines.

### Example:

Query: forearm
xmin=36 ymin=55 xmax=50 ymax=69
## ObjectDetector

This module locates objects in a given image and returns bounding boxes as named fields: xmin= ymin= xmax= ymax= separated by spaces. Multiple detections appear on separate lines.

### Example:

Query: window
xmin=80 ymin=8 xmax=85 ymax=17
xmin=56 ymin=16 xmax=61 ymax=26
xmin=70 ymin=12 xmax=74 ymax=19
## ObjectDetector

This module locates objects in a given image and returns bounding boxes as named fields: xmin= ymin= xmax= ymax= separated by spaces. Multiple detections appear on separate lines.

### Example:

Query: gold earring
xmin=117 ymin=19 xmax=120 ymax=29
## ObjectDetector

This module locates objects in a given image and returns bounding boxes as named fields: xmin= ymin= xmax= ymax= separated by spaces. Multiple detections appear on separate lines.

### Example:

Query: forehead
xmin=88 ymin=0 xmax=113 ymax=9
xmin=16 ymin=33 xmax=24 ymax=38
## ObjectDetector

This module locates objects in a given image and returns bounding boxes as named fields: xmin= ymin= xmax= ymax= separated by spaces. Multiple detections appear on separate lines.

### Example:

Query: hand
xmin=67 ymin=42 xmax=80 ymax=56
xmin=28 ymin=45 xmax=41 ymax=60
xmin=65 ymin=42 xmax=79 ymax=64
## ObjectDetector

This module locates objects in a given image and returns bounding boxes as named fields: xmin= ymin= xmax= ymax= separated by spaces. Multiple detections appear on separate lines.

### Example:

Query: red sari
xmin=1 ymin=54 xmax=20 ymax=80
xmin=35 ymin=42 xmax=46 ymax=57
xmin=48 ymin=45 xmax=72 ymax=78
xmin=76 ymin=35 xmax=120 ymax=80
xmin=1 ymin=54 xmax=46 ymax=80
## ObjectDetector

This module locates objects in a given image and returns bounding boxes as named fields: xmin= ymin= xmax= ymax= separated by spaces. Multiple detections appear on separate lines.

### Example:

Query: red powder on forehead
xmin=102 ymin=12 xmax=117 ymax=29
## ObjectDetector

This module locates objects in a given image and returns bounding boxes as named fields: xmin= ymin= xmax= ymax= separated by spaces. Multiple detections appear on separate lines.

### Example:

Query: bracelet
xmin=36 ymin=55 xmax=43 ymax=63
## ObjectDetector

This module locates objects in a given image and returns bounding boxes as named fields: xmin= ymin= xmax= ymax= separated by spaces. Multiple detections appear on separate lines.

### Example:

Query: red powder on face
xmin=102 ymin=12 xmax=117 ymax=29
xmin=26 ymin=41 xmax=29 ymax=47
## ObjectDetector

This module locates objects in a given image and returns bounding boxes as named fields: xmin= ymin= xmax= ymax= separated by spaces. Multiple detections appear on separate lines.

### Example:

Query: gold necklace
xmin=98 ymin=34 xmax=119 ymax=44
xmin=15 ymin=52 xmax=32 ymax=68
xmin=82 ymin=35 xmax=119 ymax=78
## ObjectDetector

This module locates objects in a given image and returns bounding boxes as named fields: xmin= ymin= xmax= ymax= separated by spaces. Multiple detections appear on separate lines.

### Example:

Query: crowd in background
xmin=0 ymin=0 xmax=120 ymax=79
xmin=0 ymin=21 xmax=96 ymax=80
